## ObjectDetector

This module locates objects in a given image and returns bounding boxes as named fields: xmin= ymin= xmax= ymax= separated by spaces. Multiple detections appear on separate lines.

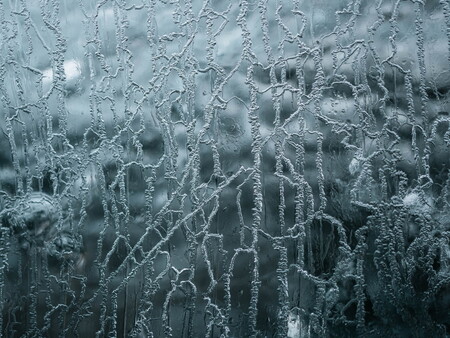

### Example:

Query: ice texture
xmin=0 ymin=0 xmax=449 ymax=336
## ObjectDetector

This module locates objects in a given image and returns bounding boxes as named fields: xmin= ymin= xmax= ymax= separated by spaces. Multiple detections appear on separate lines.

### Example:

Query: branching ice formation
xmin=0 ymin=0 xmax=449 ymax=337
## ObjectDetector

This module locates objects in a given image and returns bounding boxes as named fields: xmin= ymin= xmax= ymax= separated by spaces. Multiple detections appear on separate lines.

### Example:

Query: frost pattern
xmin=0 ymin=0 xmax=449 ymax=336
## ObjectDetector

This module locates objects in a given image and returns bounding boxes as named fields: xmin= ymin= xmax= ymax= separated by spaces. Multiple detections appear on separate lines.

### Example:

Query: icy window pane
xmin=0 ymin=0 xmax=449 ymax=336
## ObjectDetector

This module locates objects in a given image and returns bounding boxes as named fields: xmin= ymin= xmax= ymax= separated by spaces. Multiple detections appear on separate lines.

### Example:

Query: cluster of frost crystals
xmin=0 ymin=0 xmax=449 ymax=336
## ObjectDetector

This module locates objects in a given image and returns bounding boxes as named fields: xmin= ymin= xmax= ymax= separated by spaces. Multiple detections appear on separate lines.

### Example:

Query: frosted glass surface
xmin=0 ymin=0 xmax=449 ymax=336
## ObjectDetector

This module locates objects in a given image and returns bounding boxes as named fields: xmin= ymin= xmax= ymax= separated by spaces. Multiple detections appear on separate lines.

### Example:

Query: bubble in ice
xmin=45 ymin=230 xmax=83 ymax=262
xmin=5 ymin=192 xmax=60 ymax=248
xmin=403 ymin=191 xmax=433 ymax=216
